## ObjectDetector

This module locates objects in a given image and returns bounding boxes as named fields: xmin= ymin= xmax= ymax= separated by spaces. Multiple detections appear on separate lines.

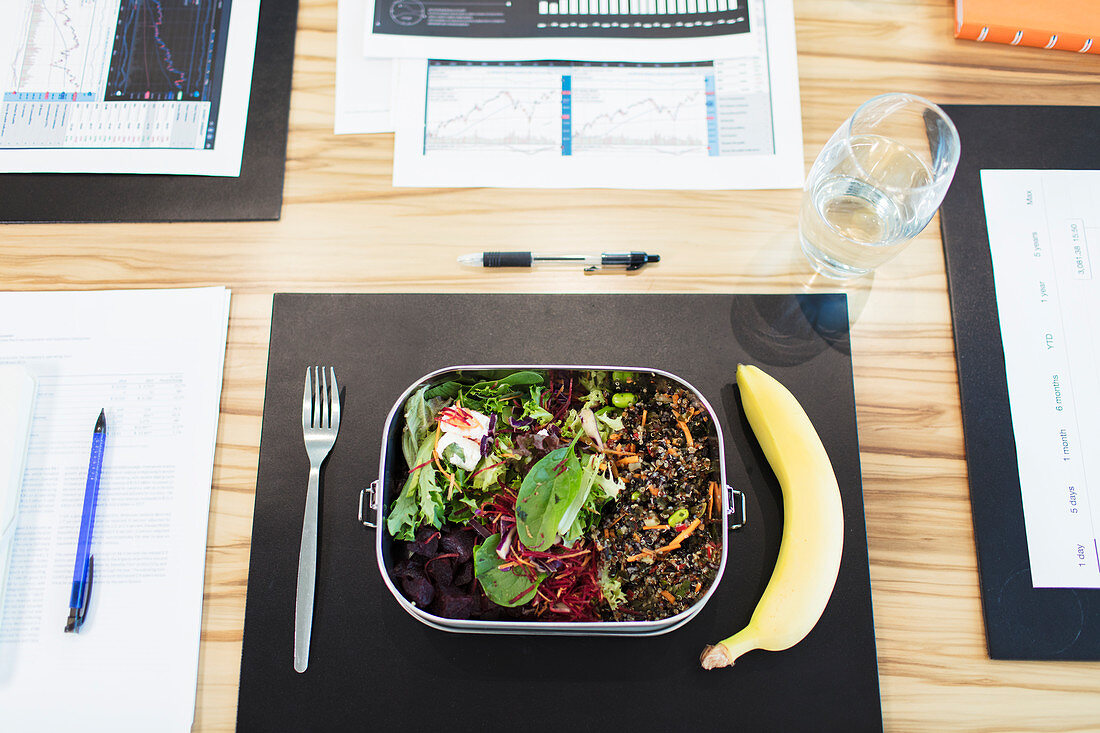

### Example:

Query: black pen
xmin=458 ymin=251 xmax=660 ymax=272
xmin=65 ymin=409 xmax=106 ymax=633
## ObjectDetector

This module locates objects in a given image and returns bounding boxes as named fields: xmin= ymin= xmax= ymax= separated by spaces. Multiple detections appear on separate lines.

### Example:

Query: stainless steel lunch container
xmin=359 ymin=365 xmax=745 ymax=636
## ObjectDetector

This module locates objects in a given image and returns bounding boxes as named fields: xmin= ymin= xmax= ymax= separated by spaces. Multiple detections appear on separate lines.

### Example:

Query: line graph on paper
xmin=424 ymin=65 xmax=562 ymax=155
xmin=570 ymin=67 xmax=709 ymax=155
xmin=106 ymin=0 xmax=224 ymax=100
xmin=0 ymin=0 xmax=117 ymax=94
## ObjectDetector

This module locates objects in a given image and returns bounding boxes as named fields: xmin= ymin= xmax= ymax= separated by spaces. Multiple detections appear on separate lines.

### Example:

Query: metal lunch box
xmin=358 ymin=365 xmax=745 ymax=636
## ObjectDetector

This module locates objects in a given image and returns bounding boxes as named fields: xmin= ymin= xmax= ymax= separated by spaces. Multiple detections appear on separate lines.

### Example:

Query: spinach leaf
xmin=426 ymin=371 xmax=544 ymax=402
xmin=424 ymin=381 xmax=463 ymax=401
xmin=469 ymin=371 xmax=544 ymax=390
xmin=474 ymin=534 xmax=543 ymax=607
xmin=514 ymin=445 xmax=583 ymax=551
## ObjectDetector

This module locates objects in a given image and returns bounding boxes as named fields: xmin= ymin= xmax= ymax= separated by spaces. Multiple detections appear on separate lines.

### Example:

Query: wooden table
xmin=3 ymin=0 xmax=1099 ymax=729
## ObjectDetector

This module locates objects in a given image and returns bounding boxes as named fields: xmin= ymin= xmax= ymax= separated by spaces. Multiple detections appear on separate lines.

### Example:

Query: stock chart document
xmin=391 ymin=0 xmax=801 ymax=189
xmin=0 ymin=0 xmax=259 ymax=175
xmin=366 ymin=0 xmax=755 ymax=62
xmin=982 ymin=170 xmax=1100 ymax=588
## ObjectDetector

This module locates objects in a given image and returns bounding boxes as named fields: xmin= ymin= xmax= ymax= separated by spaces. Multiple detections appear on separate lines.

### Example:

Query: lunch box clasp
xmin=726 ymin=485 xmax=746 ymax=531
xmin=359 ymin=481 xmax=379 ymax=529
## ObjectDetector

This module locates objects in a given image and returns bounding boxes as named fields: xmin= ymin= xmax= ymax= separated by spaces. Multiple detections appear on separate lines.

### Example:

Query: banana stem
xmin=700 ymin=625 xmax=760 ymax=669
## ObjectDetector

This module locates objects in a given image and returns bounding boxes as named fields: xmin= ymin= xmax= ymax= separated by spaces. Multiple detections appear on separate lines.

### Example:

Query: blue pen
xmin=65 ymin=409 xmax=106 ymax=633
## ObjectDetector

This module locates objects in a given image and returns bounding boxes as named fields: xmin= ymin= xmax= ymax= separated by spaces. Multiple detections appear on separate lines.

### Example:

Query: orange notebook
xmin=955 ymin=0 xmax=1100 ymax=54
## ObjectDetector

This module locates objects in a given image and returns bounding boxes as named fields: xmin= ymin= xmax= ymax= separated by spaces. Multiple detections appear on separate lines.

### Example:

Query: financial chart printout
xmin=981 ymin=170 xmax=1100 ymax=588
xmin=392 ymin=0 xmax=801 ymax=188
xmin=0 ymin=0 xmax=260 ymax=175
xmin=366 ymin=0 xmax=755 ymax=61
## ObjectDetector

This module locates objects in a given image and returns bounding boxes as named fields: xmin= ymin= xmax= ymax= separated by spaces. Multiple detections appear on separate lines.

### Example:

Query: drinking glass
xmin=799 ymin=93 xmax=960 ymax=279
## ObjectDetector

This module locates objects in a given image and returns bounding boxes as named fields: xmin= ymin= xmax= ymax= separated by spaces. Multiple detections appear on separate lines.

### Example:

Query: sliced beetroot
xmin=439 ymin=528 xmax=475 ymax=563
xmin=410 ymin=527 xmax=441 ymax=557
xmin=400 ymin=575 xmax=435 ymax=608
xmin=430 ymin=589 xmax=477 ymax=619
xmin=424 ymin=554 xmax=456 ymax=587
xmin=453 ymin=560 xmax=473 ymax=587
xmin=392 ymin=558 xmax=425 ymax=581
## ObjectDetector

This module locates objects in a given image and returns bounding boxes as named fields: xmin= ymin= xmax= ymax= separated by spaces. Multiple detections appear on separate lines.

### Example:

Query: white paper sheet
xmin=0 ymin=287 xmax=230 ymax=731
xmin=336 ymin=0 xmax=396 ymax=134
xmin=982 ymin=169 xmax=1100 ymax=589
xmin=0 ymin=1 xmax=259 ymax=176
xmin=391 ymin=0 xmax=801 ymax=189
xmin=365 ymin=0 xmax=762 ymax=62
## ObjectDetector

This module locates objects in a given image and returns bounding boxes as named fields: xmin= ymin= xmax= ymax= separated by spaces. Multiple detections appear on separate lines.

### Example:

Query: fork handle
xmin=293 ymin=465 xmax=321 ymax=673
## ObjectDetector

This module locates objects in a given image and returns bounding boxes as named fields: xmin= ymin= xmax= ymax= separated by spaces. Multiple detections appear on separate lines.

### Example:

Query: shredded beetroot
xmin=478 ymin=487 xmax=602 ymax=621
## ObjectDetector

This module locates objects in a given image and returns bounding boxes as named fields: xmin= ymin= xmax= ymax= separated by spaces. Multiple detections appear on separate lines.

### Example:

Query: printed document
xmin=0 ymin=287 xmax=230 ymax=731
xmin=0 ymin=1 xmax=259 ymax=175
xmin=337 ymin=0 xmax=396 ymax=134
xmin=392 ymin=0 xmax=802 ymax=189
xmin=366 ymin=0 xmax=760 ymax=62
xmin=982 ymin=170 xmax=1100 ymax=588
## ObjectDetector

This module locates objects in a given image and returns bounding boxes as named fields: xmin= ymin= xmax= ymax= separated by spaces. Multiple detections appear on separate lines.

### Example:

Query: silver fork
xmin=294 ymin=366 xmax=340 ymax=673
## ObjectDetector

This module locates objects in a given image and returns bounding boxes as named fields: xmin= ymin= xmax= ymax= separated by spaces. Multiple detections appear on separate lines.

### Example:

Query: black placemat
xmin=237 ymin=293 xmax=881 ymax=731
xmin=0 ymin=0 xmax=297 ymax=223
xmin=938 ymin=105 xmax=1100 ymax=660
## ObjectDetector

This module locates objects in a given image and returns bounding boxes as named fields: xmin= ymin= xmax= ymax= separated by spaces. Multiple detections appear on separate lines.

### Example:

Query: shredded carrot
xmin=677 ymin=420 xmax=694 ymax=448
xmin=625 ymin=549 xmax=657 ymax=562
xmin=693 ymin=581 xmax=702 ymax=595
xmin=707 ymin=485 xmax=714 ymax=519
xmin=617 ymin=455 xmax=641 ymax=466
xmin=672 ymin=393 xmax=681 ymax=405
xmin=660 ymin=590 xmax=676 ymax=603
xmin=642 ymin=523 xmax=669 ymax=531
xmin=497 ymin=561 xmax=517 ymax=571
xmin=657 ymin=517 xmax=702 ymax=553
xmin=608 ymin=433 xmax=621 ymax=442
xmin=648 ymin=486 xmax=660 ymax=497
xmin=641 ymin=409 xmax=648 ymax=428
xmin=601 ymin=447 xmax=636 ymax=457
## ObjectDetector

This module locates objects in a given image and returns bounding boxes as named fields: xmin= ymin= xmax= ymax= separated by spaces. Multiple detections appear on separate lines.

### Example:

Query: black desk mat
xmin=237 ymin=293 xmax=881 ymax=731
xmin=0 ymin=0 xmax=297 ymax=223
xmin=938 ymin=105 xmax=1100 ymax=660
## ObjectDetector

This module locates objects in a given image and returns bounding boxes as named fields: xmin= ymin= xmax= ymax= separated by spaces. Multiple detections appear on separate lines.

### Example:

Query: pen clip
xmin=77 ymin=555 xmax=93 ymax=628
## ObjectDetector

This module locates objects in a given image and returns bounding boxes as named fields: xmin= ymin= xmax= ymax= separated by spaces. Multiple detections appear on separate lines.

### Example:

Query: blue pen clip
xmin=66 ymin=555 xmax=93 ymax=632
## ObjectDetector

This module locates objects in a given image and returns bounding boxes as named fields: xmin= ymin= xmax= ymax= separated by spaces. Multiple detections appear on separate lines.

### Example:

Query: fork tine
xmin=320 ymin=366 xmax=330 ymax=428
xmin=328 ymin=368 xmax=340 ymax=431
xmin=302 ymin=367 xmax=313 ymax=431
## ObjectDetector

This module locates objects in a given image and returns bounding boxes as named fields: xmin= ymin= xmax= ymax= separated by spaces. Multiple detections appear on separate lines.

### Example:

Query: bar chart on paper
xmin=374 ymin=0 xmax=750 ymax=38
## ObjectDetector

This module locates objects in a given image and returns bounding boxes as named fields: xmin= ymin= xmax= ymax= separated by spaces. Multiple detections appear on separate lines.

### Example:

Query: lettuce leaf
xmin=387 ymin=437 xmax=443 ymax=540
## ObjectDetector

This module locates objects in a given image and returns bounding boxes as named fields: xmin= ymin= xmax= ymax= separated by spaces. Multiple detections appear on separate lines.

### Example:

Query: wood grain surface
xmin=2 ymin=0 xmax=1099 ymax=730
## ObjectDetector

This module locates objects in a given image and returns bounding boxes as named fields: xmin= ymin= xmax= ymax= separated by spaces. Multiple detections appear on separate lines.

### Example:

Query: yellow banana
xmin=700 ymin=363 xmax=844 ymax=670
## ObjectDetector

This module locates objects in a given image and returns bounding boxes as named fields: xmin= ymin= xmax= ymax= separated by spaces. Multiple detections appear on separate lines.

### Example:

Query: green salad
xmin=386 ymin=369 xmax=721 ymax=622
